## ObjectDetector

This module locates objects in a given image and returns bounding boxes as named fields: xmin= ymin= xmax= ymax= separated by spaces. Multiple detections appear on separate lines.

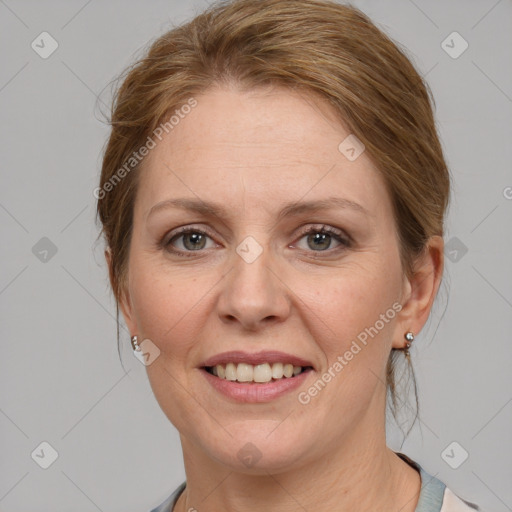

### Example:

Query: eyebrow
xmin=147 ymin=196 xmax=371 ymax=222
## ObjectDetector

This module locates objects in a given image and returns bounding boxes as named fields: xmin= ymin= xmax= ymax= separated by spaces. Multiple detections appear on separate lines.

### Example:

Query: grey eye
xmin=306 ymin=232 xmax=334 ymax=251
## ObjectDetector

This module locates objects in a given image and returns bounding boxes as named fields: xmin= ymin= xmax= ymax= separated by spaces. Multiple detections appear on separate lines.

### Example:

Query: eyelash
xmin=162 ymin=224 xmax=351 ymax=258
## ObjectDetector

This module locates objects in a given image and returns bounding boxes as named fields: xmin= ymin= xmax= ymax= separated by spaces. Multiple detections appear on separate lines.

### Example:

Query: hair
xmin=96 ymin=0 xmax=450 ymax=435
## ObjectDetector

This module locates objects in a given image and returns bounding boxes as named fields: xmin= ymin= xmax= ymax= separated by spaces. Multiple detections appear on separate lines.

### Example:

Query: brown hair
xmin=96 ymin=0 xmax=450 ymax=432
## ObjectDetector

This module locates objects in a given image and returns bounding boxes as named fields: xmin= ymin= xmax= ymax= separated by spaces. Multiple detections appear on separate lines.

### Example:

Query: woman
xmin=96 ymin=0 xmax=481 ymax=510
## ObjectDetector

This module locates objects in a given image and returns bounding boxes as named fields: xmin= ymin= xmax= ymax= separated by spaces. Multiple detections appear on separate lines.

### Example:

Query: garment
xmin=149 ymin=452 xmax=480 ymax=512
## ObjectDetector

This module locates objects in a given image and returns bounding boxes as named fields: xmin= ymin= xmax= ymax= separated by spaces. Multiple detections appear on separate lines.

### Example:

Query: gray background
xmin=1 ymin=0 xmax=511 ymax=511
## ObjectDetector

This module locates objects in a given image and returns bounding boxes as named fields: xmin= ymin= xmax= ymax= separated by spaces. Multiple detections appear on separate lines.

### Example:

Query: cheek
xmin=128 ymin=258 xmax=224 ymax=363
xmin=291 ymin=264 xmax=401 ymax=428
xmin=297 ymin=259 xmax=402 ymax=354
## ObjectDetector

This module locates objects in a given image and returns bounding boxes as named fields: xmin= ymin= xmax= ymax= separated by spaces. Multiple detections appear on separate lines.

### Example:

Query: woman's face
xmin=119 ymin=86 xmax=419 ymax=472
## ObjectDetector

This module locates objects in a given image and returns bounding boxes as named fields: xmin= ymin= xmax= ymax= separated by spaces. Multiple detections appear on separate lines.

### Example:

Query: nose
xmin=216 ymin=245 xmax=291 ymax=332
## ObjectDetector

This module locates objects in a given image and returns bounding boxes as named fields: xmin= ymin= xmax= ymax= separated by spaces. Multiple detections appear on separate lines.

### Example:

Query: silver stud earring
xmin=131 ymin=335 xmax=141 ymax=353
xmin=404 ymin=331 xmax=414 ymax=359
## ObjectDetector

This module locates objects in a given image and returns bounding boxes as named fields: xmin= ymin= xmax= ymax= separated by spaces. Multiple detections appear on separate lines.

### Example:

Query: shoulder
xmin=441 ymin=487 xmax=481 ymax=512
xmin=395 ymin=452 xmax=481 ymax=512
xmin=149 ymin=481 xmax=186 ymax=512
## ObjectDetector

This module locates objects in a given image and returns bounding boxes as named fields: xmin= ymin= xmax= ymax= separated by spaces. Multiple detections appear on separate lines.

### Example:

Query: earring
xmin=404 ymin=331 xmax=414 ymax=359
xmin=130 ymin=335 xmax=161 ymax=366
xmin=131 ymin=335 xmax=141 ymax=353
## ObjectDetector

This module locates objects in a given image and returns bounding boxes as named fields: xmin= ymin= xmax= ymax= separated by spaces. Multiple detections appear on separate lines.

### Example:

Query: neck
xmin=175 ymin=411 xmax=421 ymax=512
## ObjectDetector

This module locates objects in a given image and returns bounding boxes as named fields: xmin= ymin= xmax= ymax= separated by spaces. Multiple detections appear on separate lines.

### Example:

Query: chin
xmin=201 ymin=419 xmax=313 ymax=474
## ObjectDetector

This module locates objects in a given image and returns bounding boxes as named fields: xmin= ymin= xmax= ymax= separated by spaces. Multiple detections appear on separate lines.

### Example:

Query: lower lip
xmin=201 ymin=368 xmax=313 ymax=403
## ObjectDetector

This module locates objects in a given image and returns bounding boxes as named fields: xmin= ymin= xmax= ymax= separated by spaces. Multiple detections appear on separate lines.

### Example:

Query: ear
xmin=104 ymin=247 xmax=138 ymax=335
xmin=392 ymin=235 xmax=444 ymax=349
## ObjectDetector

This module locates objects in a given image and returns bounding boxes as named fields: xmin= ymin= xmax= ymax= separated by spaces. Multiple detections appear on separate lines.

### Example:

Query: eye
xmin=293 ymin=225 xmax=350 ymax=252
xmin=162 ymin=224 xmax=350 ymax=257
xmin=165 ymin=227 xmax=217 ymax=253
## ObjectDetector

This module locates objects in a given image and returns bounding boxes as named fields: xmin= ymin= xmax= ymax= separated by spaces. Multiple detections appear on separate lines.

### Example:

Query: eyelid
xmin=164 ymin=224 xmax=217 ymax=244
xmin=292 ymin=224 xmax=351 ymax=245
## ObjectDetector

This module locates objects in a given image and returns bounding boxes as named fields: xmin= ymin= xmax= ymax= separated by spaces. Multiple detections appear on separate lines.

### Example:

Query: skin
xmin=106 ymin=84 xmax=444 ymax=511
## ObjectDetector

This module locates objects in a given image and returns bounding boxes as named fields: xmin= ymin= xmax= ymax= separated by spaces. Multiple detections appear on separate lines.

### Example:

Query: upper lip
xmin=201 ymin=350 xmax=314 ymax=369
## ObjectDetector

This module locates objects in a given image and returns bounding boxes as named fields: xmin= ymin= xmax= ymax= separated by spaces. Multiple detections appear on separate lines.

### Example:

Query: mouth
xmin=203 ymin=362 xmax=314 ymax=383
xmin=199 ymin=351 xmax=315 ymax=402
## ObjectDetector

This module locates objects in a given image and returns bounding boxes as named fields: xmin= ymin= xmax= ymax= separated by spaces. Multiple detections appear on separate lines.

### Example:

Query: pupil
xmin=308 ymin=233 xmax=331 ymax=251
xmin=184 ymin=233 xmax=205 ymax=250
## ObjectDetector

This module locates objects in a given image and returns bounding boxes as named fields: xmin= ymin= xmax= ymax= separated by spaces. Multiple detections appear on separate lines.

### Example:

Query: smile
xmin=205 ymin=362 xmax=313 ymax=383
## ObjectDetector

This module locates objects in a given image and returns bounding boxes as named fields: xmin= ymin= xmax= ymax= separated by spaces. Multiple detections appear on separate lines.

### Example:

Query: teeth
xmin=236 ymin=363 xmax=253 ymax=382
xmin=271 ymin=362 xmax=283 ymax=379
xmin=225 ymin=363 xmax=237 ymax=381
xmin=253 ymin=363 xmax=272 ymax=383
xmin=208 ymin=362 xmax=306 ymax=383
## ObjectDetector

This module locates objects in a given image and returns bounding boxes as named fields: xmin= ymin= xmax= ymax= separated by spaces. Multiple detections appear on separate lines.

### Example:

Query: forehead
xmin=135 ymin=86 xmax=391 ymax=223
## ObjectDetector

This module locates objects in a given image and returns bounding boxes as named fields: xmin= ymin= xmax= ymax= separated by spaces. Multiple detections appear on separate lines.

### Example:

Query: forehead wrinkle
xmin=146 ymin=196 xmax=372 ymax=225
